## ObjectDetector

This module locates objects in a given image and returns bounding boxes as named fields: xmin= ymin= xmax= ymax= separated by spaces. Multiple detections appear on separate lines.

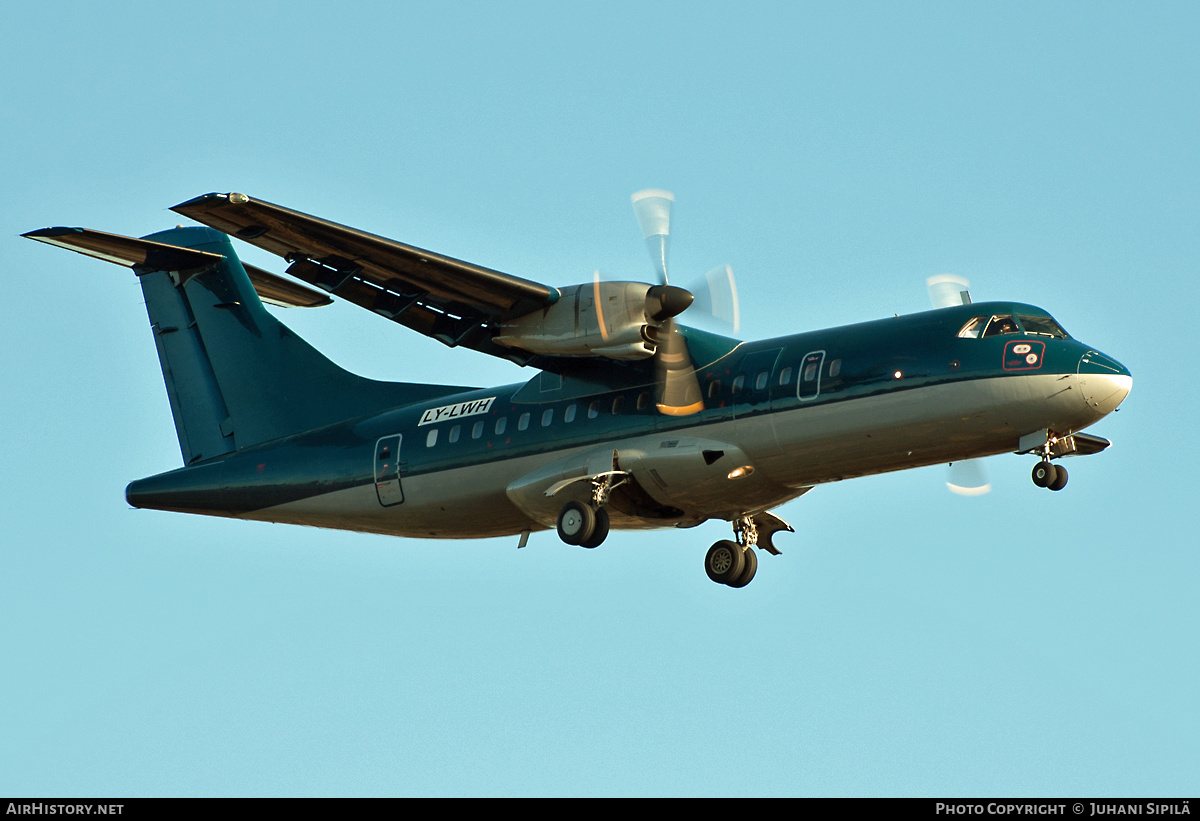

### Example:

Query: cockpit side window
xmin=1018 ymin=315 xmax=1069 ymax=339
xmin=957 ymin=316 xmax=988 ymax=338
xmin=981 ymin=315 xmax=1020 ymax=337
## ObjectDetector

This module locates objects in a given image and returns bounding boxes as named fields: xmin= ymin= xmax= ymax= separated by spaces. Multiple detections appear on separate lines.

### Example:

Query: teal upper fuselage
xmin=126 ymin=300 xmax=1131 ymax=536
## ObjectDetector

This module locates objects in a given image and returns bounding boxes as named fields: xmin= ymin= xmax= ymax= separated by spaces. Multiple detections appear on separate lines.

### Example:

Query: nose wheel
xmin=1031 ymin=460 xmax=1068 ymax=491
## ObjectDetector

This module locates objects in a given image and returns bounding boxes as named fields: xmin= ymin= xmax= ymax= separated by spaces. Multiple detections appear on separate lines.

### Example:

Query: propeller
xmin=690 ymin=264 xmax=741 ymax=334
xmin=631 ymin=189 xmax=674 ymax=282
xmin=926 ymin=273 xmax=972 ymax=309
xmin=946 ymin=459 xmax=992 ymax=496
xmin=926 ymin=274 xmax=990 ymax=496
xmin=630 ymin=189 xmax=719 ymax=416
xmin=630 ymin=189 xmax=741 ymax=334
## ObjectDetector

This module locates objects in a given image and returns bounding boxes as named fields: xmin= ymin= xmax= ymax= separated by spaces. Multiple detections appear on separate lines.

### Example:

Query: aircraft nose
xmin=1078 ymin=350 xmax=1132 ymax=416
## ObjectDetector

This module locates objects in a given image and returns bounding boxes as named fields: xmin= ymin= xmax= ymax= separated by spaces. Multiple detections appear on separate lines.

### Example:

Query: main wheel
xmin=557 ymin=501 xmax=595 ymax=545
xmin=705 ymin=540 xmax=745 ymax=585
xmin=726 ymin=546 xmax=758 ymax=588
xmin=580 ymin=507 xmax=610 ymax=548
xmin=1032 ymin=462 xmax=1057 ymax=488
xmin=1048 ymin=464 xmax=1069 ymax=491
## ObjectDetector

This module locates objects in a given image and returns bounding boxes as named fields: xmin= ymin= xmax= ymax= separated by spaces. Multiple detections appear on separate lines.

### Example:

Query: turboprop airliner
xmin=24 ymin=191 xmax=1132 ymax=588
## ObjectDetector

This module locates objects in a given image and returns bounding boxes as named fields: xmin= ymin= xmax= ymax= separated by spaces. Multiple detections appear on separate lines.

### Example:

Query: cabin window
xmin=541 ymin=408 xmax=554 ymax=427
xmin=829 ymin=359 xmax=842 ymax=378
xmin=637 ymin=392 xmax=650 ymax=411
xmin=982 ymin=315 xmax=1020 ymax=337
xmin=779 ymin=367 xmax=792 ymax=386
xmin=448 ymin=425 xmax=461 ymax=444
xmin=708 ymin=379 xmax=722 ymax=399
xmin=755 ymin=371 xmax=769 ymax=390
xmin=731 ymin=374 xmax=745 ymax=395
xmin=471 ymin=421 xmax=484 ymax=439
xmin=587 ymin=401 xmax=600 ymax=420
xmin=612 ymin=395 xmax=626 ymax=415
xmin=425 ymin=428 xmax=438 ymax=447
xmin=1019 ymin=315 xmax=1068 ymax=339
xmin=495 ymin=417 xmax=507 ymax=435
xmin=803 ymin=361 xmax=819 ymax=382
xmin=518 ymin=412 xmax=530 ymax=431
xmin=564 ymin=404 xmax=577 ymax=423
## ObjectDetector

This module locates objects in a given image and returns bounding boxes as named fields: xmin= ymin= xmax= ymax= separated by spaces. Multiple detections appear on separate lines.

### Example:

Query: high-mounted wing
xmin=22 ymin=226 xmax=332 ymax=308
xmin=171 ymin=193 xmax=559 ymax=365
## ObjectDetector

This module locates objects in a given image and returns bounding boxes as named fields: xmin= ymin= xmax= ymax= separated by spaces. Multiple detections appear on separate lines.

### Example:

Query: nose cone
xmin=1078 ymin=350 xmax=1132 ymax=416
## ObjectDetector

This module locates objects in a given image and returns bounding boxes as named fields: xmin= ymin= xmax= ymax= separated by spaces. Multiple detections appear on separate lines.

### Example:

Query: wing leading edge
xmin=171 ymin=192 xmax=561 ymax=366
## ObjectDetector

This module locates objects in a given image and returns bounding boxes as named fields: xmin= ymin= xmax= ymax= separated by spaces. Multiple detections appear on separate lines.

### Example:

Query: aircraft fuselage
xmin=126 ymin=300 xmax=1132 ymax=539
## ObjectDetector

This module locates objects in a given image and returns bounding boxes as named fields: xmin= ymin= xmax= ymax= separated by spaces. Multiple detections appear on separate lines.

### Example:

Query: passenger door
xmin=374 ymin=435 xmax=405 ymax=506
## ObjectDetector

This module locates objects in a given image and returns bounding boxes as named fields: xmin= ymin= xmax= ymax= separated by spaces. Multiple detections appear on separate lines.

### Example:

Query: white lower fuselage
xmin=242 ymin=370 xmax=1130 ymax=539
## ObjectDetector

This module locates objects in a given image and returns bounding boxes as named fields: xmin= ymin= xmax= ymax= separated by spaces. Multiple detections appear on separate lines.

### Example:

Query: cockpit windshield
xmin=1018 ymin=315 xmax=1069 ymax=339
xmin=957 ymin=313 xmax=1069 ymax=340
xmin=982 ymin=315 xmax=1020 ymax=337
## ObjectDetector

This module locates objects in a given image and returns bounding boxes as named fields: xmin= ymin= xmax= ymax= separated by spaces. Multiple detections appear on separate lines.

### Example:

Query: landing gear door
xmin=374 ymin=435 xmax=405 ymax=507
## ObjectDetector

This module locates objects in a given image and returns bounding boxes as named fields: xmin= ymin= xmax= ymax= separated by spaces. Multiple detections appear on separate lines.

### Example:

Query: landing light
xmin=894 ymin=371 xmax=903 ymax=379
xmin=727 ymin=465 xmax=754 ymax=480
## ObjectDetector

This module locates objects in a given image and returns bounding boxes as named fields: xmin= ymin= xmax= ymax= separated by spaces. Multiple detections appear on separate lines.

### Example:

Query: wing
xmin=171 ymin=193 xmax=560 ymax=365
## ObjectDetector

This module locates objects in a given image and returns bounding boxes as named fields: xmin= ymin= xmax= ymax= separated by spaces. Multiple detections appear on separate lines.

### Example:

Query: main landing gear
xmin=705 ymin=515 xmax=760 ymax=588
xmin=556 ymin=501 xmax=610 ymax=549
xmin=555 ymin=470 xmax=622 ymax=549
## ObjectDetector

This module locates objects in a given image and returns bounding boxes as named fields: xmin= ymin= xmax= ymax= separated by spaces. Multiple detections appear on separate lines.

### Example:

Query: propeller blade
xmin=631 ymin=189 xmax=674 ymax=283
xmin=926 ymin=274 xmax=972 ymax=309
xmin=687 ymin=264 xmax=741 ymax=334
xmin=655 ymin=318 xmax=704 ymax=416
xmin=946 ymin=459 xmax=991 ymax=496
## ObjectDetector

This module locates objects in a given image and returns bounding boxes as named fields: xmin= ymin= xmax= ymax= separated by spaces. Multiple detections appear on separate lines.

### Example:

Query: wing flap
xmin=171 ymin=193 xmax=557 ymax=318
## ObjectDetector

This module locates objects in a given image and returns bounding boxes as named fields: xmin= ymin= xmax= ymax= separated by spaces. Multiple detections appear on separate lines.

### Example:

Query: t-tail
xmin=24 ymin=225 xmax=469 ymax=466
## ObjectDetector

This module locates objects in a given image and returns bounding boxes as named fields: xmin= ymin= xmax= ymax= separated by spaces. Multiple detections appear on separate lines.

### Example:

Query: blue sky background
xmin=2 ymin=1 xmax=1196 ymax=797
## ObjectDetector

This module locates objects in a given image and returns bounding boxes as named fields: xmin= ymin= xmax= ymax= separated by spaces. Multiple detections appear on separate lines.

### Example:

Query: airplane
xmin=23 ymin=190 xmax=1132 ymax=588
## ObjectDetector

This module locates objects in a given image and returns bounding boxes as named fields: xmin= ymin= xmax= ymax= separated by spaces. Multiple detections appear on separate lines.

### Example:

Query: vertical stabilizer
xmin=132 ymin=226 xmax=469 ymax=462
xmin=21 ymin=223 xmax=472 ymax=465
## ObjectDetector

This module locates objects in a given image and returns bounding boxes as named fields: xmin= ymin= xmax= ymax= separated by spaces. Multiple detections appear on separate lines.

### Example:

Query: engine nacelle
xmin=493 ymin=281 xmax=657 ymax=360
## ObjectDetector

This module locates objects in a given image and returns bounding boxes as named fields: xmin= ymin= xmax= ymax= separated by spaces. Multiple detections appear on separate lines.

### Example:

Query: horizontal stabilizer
xmin=24 ymin=226 xmax=222 ymax=271
xmin=23 ymin=226 xmax=331 ymax=308
xmin=240 ymin=263 xmax=333 ymax=308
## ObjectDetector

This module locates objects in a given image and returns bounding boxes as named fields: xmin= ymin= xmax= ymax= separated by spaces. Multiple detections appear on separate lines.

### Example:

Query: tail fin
xmin=30 ymin=225 xmax=469 ymax=464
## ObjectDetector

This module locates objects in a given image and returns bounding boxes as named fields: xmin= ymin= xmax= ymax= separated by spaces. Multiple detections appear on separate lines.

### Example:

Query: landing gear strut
xmin=1030 ymin=443 xmax=1068 ymax=492
xmin=706 ymin=515 xmax=760 ymax=588
xmin=555 ymin=469 xmax=621 ymax=548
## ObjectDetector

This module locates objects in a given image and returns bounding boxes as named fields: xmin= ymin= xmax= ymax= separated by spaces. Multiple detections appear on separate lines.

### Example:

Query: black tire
xmin=1032 ymin=462 xmax=1057 ymax=488
xmin=580 ymin=507 xmax=610 ymax=548
xmin=557 ymin=501 xmax=595 ymax=545
xmin=726 ymin=546 xmax=758 ymax=588
xmin=705 ymin=540 xmax=745 ymax=585
xmin=1048 ymin=464 xmax=1068 ymax=491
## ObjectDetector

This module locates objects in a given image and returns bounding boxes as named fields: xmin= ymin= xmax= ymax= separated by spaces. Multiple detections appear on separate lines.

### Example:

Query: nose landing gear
xmin=1028 ymin=435 xmax=1069 ymax=492
xmin=1031 ymin=460 xmax=1068 ymax=491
